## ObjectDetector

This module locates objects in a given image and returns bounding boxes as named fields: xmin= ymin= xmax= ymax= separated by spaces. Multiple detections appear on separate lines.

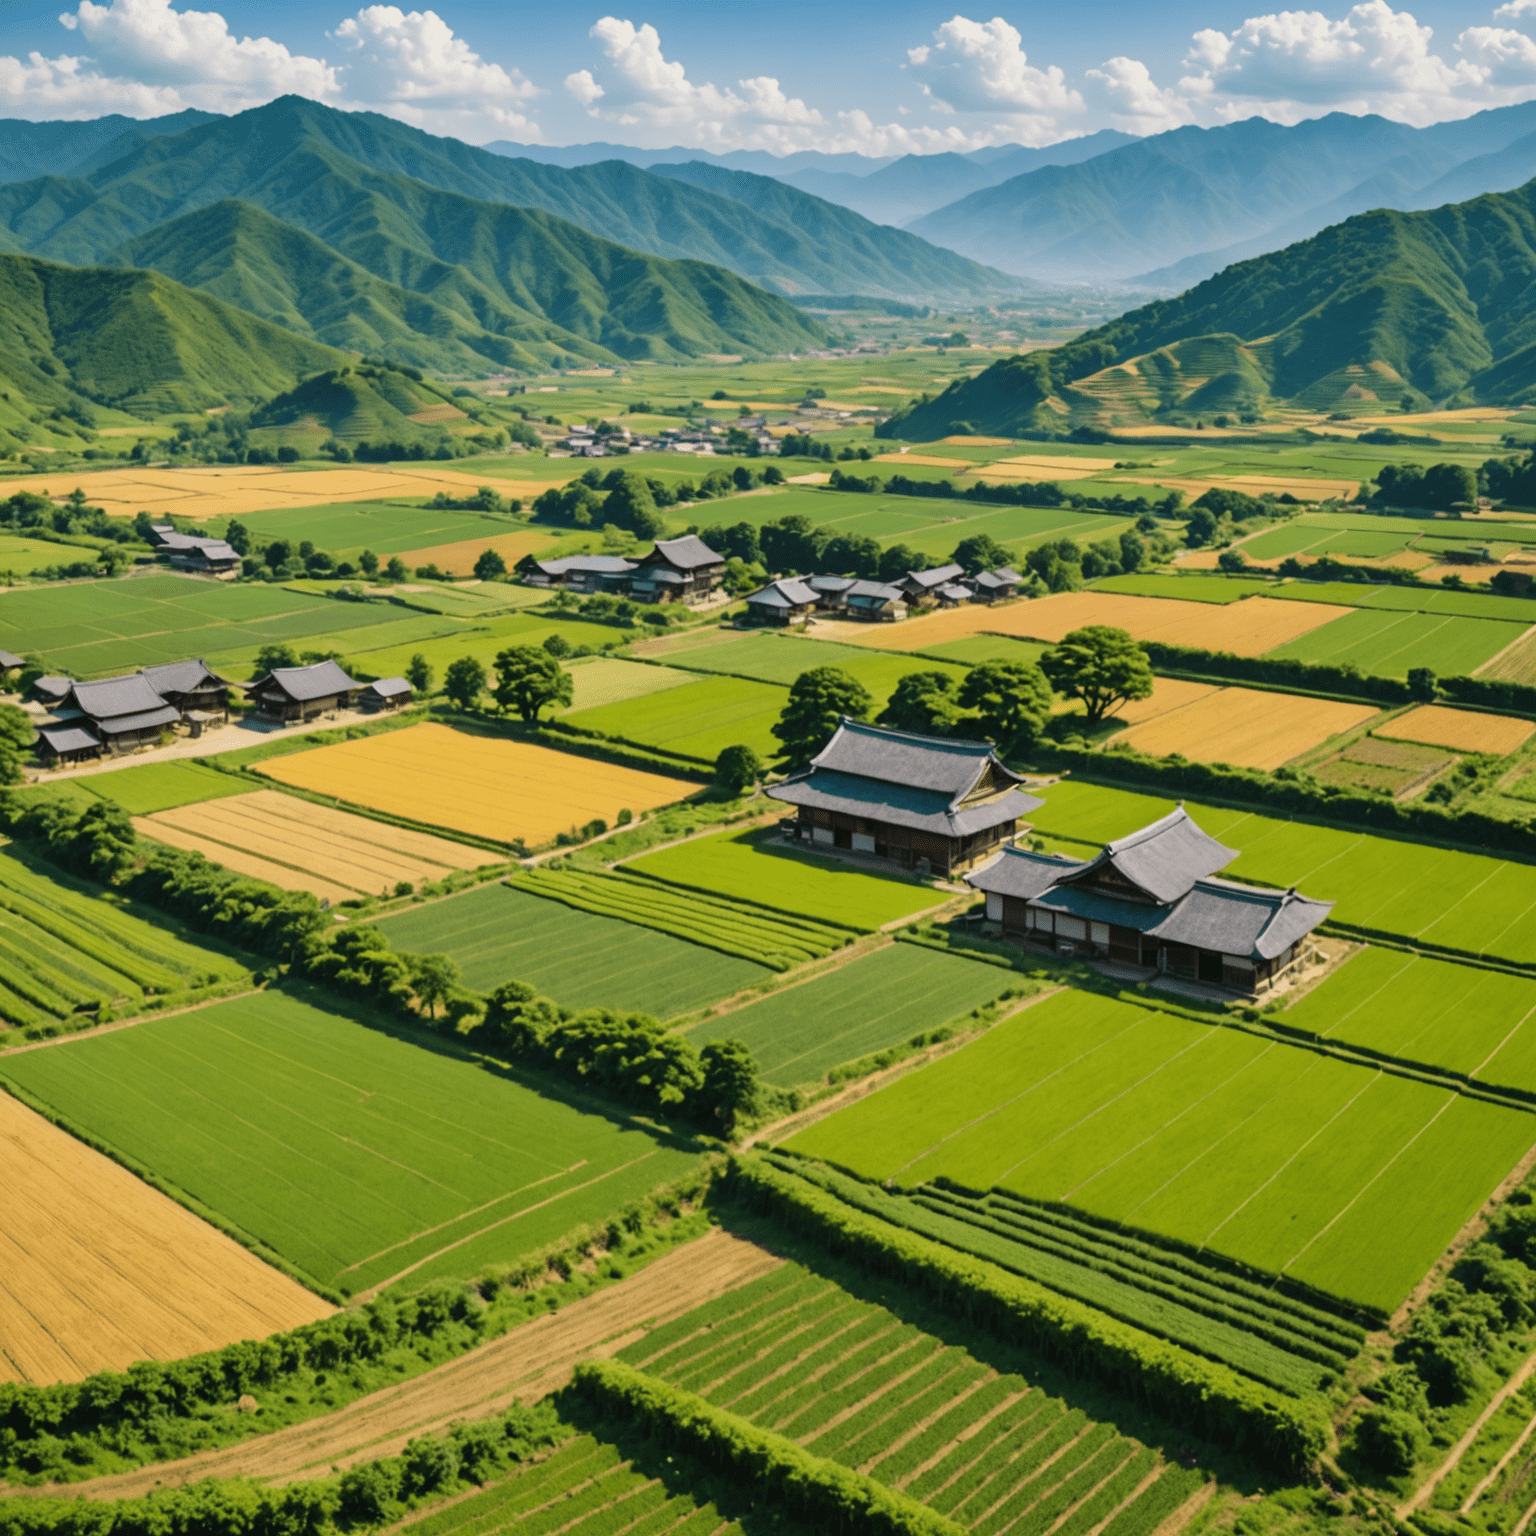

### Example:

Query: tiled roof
xmin=1068 ymin=805 xmax=1236 ymax=903
xmin=140 ymin=659 xmax=225 ymax=695
xmin=66 ymin=674 xmax=169 ymax=722
xmin=906 ymin=563 xmax=966 ymax=590
xmin=748 ymin=577 xmax=818 ymax=607
xmin=251 ymin=659 xmax=360 ymax=702
xmin=770 ymin=769 xmax=1041 ymax=839
xmin=811 ymin=718 xmax=1020 ymax=798
xmin=38 ymin=726 xmax=98 ymax=754
xmin=369 ymin=677 xmax=412 ymax=697
xmin=648 ymin=535 xmax=724 ymax=571
xmin=95 ymin=704 xmax=181 ymax=736
xmin=531 ymin=555 xmax=637 ymax=576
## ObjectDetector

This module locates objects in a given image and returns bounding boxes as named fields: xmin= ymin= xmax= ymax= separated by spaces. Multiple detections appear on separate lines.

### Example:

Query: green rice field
xmin=685 ymin=943 xmax=1019 ymax=1086
xmin=377 ymin=883 xmax=771 ymax=1014
xmin=0 ymin=990 xmax=701 ymax=1293
xmin=673 ymin=632 xmax=968 ymax=703
xmin=1270 ymin=579 xmax=1536 ymax=624
xmin=0 ymin=533 xmax=108 ymax=575
xmin=564 ymin=673 xmax=787 ymax=764
xmin=1094 ymin=574 xmax=1278 ymax=603
xmin=74 ymin=761 xmax=252 ymax=816
xmin=784 ymin=989 xmax=1536 ymax=1313
xmin=623 ymin=827 xmax=950 ymax=930
xmin=1030 ymin=780 xmax=1536 ymax=967
xmin=913 ymin=634 xmax=1050 ymax=668
xmin=561 ymin=657 xmax=701 ymax=713
xmin=0 ymin=848 xmax=250 ymax=1027
xmin=619 ymin=1262 xmax=1203 ymax=1532
xmin=1264 ymin=607 xmax=1527 ymax=678
xmin=213 ymin=501 xmax=541 ymax=558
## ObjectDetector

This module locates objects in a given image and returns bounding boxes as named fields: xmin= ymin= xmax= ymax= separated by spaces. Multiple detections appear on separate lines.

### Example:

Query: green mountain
xmin=0 ymin=97 xmax=1016 ymax=302
xmin=0 ymin=250 xmax=345 ymax=436
xmin=880 ymin=178 xmax=1536 ymax=438
xmin=251 ymin=363 xmax=467 ymax=445
xmin=0 ymin=111 xmax=218 ymax=184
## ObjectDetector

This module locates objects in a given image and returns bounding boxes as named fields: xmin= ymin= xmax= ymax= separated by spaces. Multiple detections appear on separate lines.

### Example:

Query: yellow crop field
xmin=0 ymin=1092 xmax=331 ymax=1384
xmin=1376 ymin=705 xmax=1536 ymax=757
xmin=941 ymin=435 xmax=1014 ymax=446
xmin=871 ymin=453 xmax=977 ymax=468
xmin=970 ymin=460 xmax=1101 ymax=482
xmin=1478 ymin=626 xmax=1536 ymax=682
xmin=136 ymin=789 xmax=501 ymax=900
xmin=259 ymin=723 xmax=697 ymax=846
xmin=1115 ymin=687 xmax=1378 ymax=769
xmin=810 ymin=592 xmax=1351 ymax=655
xmin=6 ymin=465 xmax=567 ymax=521
xmin=397 ymin=529 xmax=558 ymax=576
xmin=1110 ymin=676 xmax=1221 ymax=724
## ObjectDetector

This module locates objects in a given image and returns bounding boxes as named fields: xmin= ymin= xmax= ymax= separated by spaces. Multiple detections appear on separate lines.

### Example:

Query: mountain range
xmin=880 ymin=176 xmax=1536 ymax=438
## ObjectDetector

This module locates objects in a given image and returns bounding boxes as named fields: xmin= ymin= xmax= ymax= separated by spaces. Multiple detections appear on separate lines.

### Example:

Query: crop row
xmin=761 ymin=1153 xmax=1339 ymax=1395
xmin=918 ymin=1187 xmax=1358 ymax=1364
xmin=506 ymin=867 xmax=850 ymax=970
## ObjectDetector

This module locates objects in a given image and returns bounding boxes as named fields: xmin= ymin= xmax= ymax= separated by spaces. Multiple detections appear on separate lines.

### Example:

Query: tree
xmin=473 ymin=547 xmax=507 ymax=580
xmin=1040 ymin=626 xmax=1154 ymax=726
xmin=878 ymin=543 xmax=928 ymax=583
xmin=1118 ymin=529 xmax=1145 ymax=572
xmin=224 ymin=519 xmax=250 ymax=555
xmin=410 ymin=954 xmax=460 ymax=1020
xmin=877 ymin=671 xmax=961 ymax=736
xmin=601 ymin=472 xmax=666 ymax=539
xmin=443 ymin=655 xmax=487 ymax=710
xmin=760 ymin=515 xmax=826 ymax=574
xmin=697 ymin=1039 xmax=760 ymax=1132
xmin=543 ymin=632 xmax=572 ymax=659
xmin=385 ymin=555 xmax=408 ymax=581
xmin=1408 ymin=667 xmax=1438 ymax=702
xmin=493 ymin=645 xmax=572 ymax=722
xmin=772 ymin=666 xmax=872 ymax=769
xmin=1185 ymin=507 xmax=1220 ymax=547
xmin=957 ymin=661 xmax=1052 ymax=748
xmin=952 ymin=532 xmax=1012 ymax=576
xmin=715 ymin=744 xmax=762 ymax=793
xmin=821 ymin=532 xmax=881 ymax=578
xmin=359 ymin=549 xmax=380 ymax=576
xmin=254 ymin=643 xmax=300 ymax=676
xmin=71 ymin=799 xmax=137 ymax=881
xmin=405 ymin=653 xmax=434 ymax=694
xmin=1216 ymin=548 xmax=1248 ymax=573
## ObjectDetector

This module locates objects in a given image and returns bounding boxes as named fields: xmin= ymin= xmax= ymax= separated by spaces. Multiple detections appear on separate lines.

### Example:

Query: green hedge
xmin=727 ymin=1157 xmax=1329 ymax=1474
xmin=568 ymin=1358 xmax=965 ymax=1536
xmin=1139 ymin=642 xmax=1412 ymax=704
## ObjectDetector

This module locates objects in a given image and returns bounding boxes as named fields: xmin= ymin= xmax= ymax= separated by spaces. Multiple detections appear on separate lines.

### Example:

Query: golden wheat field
xmin=135 ymin=790 xmax=502 ymax=901
xmin=0 ymin=1092 xmax=331 ymax=1385
xmin=258 ymin=724 xmax=696 ymax=846
xmin=1114 ymin=687 xmax=1379 ymax=770
xmin=397 ymin=529 xmax=558 ymax=577
xmin=1375 ymin=705 xmax=1536 ymax=757
xmin=8 ymin=466 xmax=566 ymax=521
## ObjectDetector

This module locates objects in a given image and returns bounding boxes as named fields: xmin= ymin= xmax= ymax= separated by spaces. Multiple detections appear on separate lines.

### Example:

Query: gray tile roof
xmin=812 ymin=718 xmax=1022 ymax=798
xmin=531 ymin=555 xmax=638 ymax=576
xmin=938 ymin=584 xmax=973 ymax=602
xmin=1068 ymin=805 xmax=1236 ymax=904
xmin=905 ymin=563 xmax=966 ymax=590
xmin=38 ymin=725 xmax=97 ymax=754
xmin=748 ymin=577 xmax=818 ymax=608
xmin=965 ymin=845 xmax=1090 ymax=900
xmin=770 ymin=768 xmax=1042 ymax=839
xmin=250 ymin=659 xmax=360 ymax=702
xmin=0 ymin=651 xmax=24 ymax=670
xmin=649 ymin=535 xmax=724 ymax=571
xmin=369 ymin=677 xmax=412 ymax=697
xmin=972 ymin=567 xmax=1022 ymax=590
xmin=66 ymin=673 xmax=170 ymax=722
xmin=808 ymin=575 xmax=856 ymax=593
xmin=846 ymin=580 xmax=905 ymax=603
xmin=140 ymin=659 xmax=226 ymax=695
xmin=184 ymin=540 xmax=238 ymax=562
xmin=95 ymin=703 xmax=181 ymax=736
xmin=32 ymin=676 xmax=73 ymax=703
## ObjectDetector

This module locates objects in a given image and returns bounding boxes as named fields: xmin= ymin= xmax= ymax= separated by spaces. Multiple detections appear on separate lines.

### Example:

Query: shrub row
xmin=567 ymin=1358 xmax=965 ymax=1536
xmin=727 ymin=1156 xmax=1329 ymax=1474
xmin=1139 ymin=642 xmax=1413 ymax=704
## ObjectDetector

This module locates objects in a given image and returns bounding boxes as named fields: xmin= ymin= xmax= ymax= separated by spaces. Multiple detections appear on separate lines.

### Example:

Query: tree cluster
xmin=1373 ymin=462 xmax=1479 ymax=512
xmin=1024 ymin=531 xmax=1145 ymax=592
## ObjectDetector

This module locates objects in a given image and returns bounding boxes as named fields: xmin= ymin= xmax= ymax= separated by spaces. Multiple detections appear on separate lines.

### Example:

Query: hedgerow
xmin=727 ymin=1156 xmax=1330 ymax=1474
xmin=568 ymin=1358 xmax=966 ymax=1536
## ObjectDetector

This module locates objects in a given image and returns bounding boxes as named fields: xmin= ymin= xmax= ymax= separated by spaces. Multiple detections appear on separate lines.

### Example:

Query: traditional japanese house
xmin=57 ymin=675 xmax=181 ymax=752
xmin=965 ymin=805 xmax=1332 ymax=995
xmin=362 ymin=677 xmax=412 ymax=711
xmin=0 ymin=650 xmax=24 ymax=675
xmin=140 ymin=659 xmax=231 ymax=720
xmin=629 ymin=536 xmax=725 ymax=604
xmin=521 ymin=554 xmax=637 ymax=592
xmin=745 ymin=576 xmax=818 ymax=626
xmin=768 ymin=719 xmax=1042 ymax=878
xmin=245 ymin=659 xmax=360 ymax=722
xmin=971 ymin=567 xmax=1022 ymax=603
xmin=807 ymin=574 xmax=856 ymax=612
xmin=145 ymin=525 xmax=240 ymax=575
xmin=900 ymin=563 xmax=967 ymax=605
xmin=36 ymin=725 xmax=99 ymax=765
xmin=844 ymin=580 xmax=908 ymax=621
xmin=30 ymin=676 xmax=73 ymax=707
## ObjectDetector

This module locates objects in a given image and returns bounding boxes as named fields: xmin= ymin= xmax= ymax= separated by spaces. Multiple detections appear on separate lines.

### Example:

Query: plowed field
xmin=0 ymin=1091 xmax=330 ymax=1385
xmin=258 ymin=724 xmax=696 ymax=847
xmin=1376 ymin=705 xmax=1536 ymax=757
xmin=1114 ymin=686 xmax=1378 ymax=769
xmin=135 ymin=791 xmax=502 ymax=901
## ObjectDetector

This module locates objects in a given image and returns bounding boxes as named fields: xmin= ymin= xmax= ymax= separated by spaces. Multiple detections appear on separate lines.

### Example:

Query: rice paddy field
xmin=0 ymin=849 xmax=251 ymax=1029
xmin=0 ymin=990 xmax=703 ymax=1295
xmin=212 ymin=500 xmax=543 ymax=558
xmin=1265 ymin=607 xmax=1529 ymax=678
xmin=134 ymin=790 xmax=503 ymax=903
xmin=1031 ymin=781 xmax=1536 ymax=967
xmin=684 ymin=943 xmax=1020 ymax=1087
xmin=376 ymin=882 xmax=772 ymax=1015
xmin=258 ymin=723 xmax=698 ymax=847
xmin=564 ymin=674 xmax=788 ymax=765
xmin=784 ymin=989 xmax=1536 ymax=1314
xmin=561 ymin=657 xmax=701 ymax=712
xmin=618 ymin=1261 xmax=1204 ymax=1532
xmin=72 ymin=760 xmax=252 ymax=816
xmin=1375 ymin=705 xmax=1536 ymax=756
xmin=622 ymin=828 xmax=953 ymax=930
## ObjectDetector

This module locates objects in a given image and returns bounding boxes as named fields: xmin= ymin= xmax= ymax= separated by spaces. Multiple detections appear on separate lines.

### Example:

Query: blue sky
xmin=1 ymin=0 xmax=1531 ymax=151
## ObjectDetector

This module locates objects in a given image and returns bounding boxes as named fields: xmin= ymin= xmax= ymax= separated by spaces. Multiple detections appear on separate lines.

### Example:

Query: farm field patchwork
xmin=561 ymin=657 xmax=701 ymax=713
xmin=1030 ymin=779 xmax=1536 ymax=966
xmin=672 ymin=632 xmax=969 ymax=702
xmin=219 ymin=500 xmax=541 ymax=557
xmin=73 ymin=760 xmax=253 ymax=816
xmin=564 ymin=673 xmax=788 ymax=764
xmin=135 ymin=790 xmax=502 ymax=902
xmin=1280 ymin=946 xmax=1536 ymax=1092
xmin=1268 ymin=579 xmax=1536 ymax=622
xmin=1312 ymin=736 xmax=1452 ymax=797
xmin=396 ymin=529 xmax=557 ymax=576
xmin=683 ymin=943 xmax=1021 ymax=1086
xmin=0 ymin=533 xmax=111 ymax=575
xmin=0 ymin=991 xmax=702 ymax=1295
xmin=1093 ymin=574 xmax=1279 ymax=603
xmin=1238 ymin=520 xmax=1416 ymax=562
xmin=623 ymin=828 xmax=953 ymax=930
xmin=1375 ymin=705 xmax=1536 ymax=755
xmin=258 ymin=723 xmax=697 ymax=847
xmin=377 ymin=882 xmax=771 ymax=1014
xmin=784 ymin=989 xmax=1536 ymax=1313
xmin=620 ymin=1261 xmax=1203 ymax=1531
xmin=0 ymin=849 xmax=251 ymax=1029
xmin=1112 ymin=686 xmax=1379 ymax=769
xmin=912 ymin=634 xmax=1049 ymax=668
xmin=1265 ymin=607 xmax=1530 ymax=678
xmin=0 ymin=1091 xmax=332 ymax=1385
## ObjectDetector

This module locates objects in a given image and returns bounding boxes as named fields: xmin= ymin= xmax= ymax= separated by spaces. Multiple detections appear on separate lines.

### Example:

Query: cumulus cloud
xmin=1087 ymin=56 xmax=1195 ymax=132
xmin=334 ymin=6 xmax=540 ymax=136
xmin=906 ymin=15 xmax=1081 ymax=134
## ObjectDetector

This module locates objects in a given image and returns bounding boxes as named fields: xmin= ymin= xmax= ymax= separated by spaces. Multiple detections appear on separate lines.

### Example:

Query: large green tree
xmin=957 ymin=661 xmax=1053 ymax=748
xmin=493 ymin=645 xmax=573 ymax=722
xmin=772 ymin=666 xmax=871 ymax=769
xmin=951 ymin=532 xmax=1012 ymax=575
xmin=698 ymin=1039 xmax=761 ymax=1132
xmin=1041 ymin=627 xmax=1153 ymax=726
xmin=443 ymin=655 xmax=487 ymax=711
xmin=877 ymin=671 xmax=962 ymax=736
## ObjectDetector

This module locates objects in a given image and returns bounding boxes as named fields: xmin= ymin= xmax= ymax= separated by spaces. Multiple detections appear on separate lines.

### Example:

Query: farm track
xmin=24 ymin=1229 xmax=782 ymax=1501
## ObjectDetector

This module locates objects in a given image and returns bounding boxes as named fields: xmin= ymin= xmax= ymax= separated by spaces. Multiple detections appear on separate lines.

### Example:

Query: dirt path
xmin=30 ymin=1229 xmax=781 ymax=1501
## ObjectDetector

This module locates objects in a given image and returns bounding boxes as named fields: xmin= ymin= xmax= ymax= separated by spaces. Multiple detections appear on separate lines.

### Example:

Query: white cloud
xmin=1087 ymin=56 xmax=1195 ymax=132
xmin=906 ymin=15 xmax=1081 ymax=136
xmin=334 ymin=6 xmax=540 ymax=137
xmin=1495 ymin=0 xmax=1536 ymax=16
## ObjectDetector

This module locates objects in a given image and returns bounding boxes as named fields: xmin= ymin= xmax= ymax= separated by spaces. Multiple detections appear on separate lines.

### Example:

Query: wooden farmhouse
xmin=844 ymin=580 xmax=908 ymax=621
xmin=768 ymin=719 xmax=1043 ymax=877
xmin=900 ymin=563 xmax=967 ymax=606
xmin=140 ymin=659 xmax=231 ymax=721
xmin=363 ymin=677 xmax=412 ymax=712
xmin=971 ymin=567 xmax=1022 ymax=602
xmin=246 ymin=659 xmax=360 ymax=722
xmin=745 ymin=577 xmax=818 ymax=625
xmin=36 ymin=725 xmax=101 ymax=766
xmin=56 ymin=675 xmax=182 ymax=752
xmin=145 ymin=524 xmax=240 ymax=575
xmin=521 ymin=554 xmax=637 ymax=592
xmin=966 ymin=806 xmax=1332 ymax=995
xmin=629 ymin=536 xmax=725 ymax=604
